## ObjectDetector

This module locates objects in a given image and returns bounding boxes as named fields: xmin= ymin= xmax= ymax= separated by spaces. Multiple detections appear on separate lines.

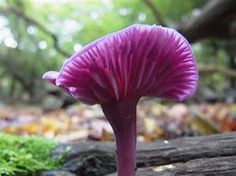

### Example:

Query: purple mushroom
xmin=43 ymin=24 xmax=198 ymax=176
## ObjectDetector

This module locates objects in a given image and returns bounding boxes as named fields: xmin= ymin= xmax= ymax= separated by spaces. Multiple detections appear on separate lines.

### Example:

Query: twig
xmin=142 ymin=0 xmax=166 ymax=26
xmin=199 ymin=64 xmax=236 ymax=78
xmin=0 ymin=6 xmax=70 ymax=57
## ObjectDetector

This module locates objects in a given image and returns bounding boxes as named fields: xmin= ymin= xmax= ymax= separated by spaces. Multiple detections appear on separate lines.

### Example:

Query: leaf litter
xmin=0 ymin=102 xmax=236 ymax=142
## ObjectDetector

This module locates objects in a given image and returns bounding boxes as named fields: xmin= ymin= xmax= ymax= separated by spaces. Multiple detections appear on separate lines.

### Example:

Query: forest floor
xmin=0 ymin=101 xmax=236 ymax=142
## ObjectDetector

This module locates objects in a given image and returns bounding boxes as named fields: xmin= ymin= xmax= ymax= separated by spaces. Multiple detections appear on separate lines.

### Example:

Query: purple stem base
xmin=102 ymin=98 xmax=138 ymax=176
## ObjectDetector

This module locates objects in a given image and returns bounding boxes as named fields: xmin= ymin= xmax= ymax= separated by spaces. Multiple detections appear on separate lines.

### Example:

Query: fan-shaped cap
xmin=43 ymin=24 xmax=198 ymax=105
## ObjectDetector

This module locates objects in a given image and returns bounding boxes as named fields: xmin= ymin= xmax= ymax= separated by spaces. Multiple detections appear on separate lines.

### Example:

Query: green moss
xmin=0 ymin=133 xmax=61 ymax=176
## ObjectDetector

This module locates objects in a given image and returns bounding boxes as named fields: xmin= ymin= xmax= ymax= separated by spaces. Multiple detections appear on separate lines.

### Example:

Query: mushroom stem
xmin=102 ymin=98 xmax=139 ymax=176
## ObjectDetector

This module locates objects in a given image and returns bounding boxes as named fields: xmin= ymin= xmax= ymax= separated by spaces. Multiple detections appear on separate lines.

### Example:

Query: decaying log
xmin=109 ymin=156 xmax=236 ymax=176
xmin=50 ymin=132 xmax=236 ymax=176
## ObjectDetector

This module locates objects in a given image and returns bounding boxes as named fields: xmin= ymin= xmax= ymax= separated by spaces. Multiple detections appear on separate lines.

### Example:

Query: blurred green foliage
xmin=0 ymin=0 xmax=233 ymax=103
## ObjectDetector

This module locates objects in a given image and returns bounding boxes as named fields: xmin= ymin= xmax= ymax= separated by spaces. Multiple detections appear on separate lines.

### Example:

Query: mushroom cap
xmin=43 ymin=24 xmax=198 ymax=105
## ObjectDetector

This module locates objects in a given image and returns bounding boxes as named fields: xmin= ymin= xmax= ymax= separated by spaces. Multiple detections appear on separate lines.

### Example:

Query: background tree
xmin=0 ymin=0 xmax=235 ymax=104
